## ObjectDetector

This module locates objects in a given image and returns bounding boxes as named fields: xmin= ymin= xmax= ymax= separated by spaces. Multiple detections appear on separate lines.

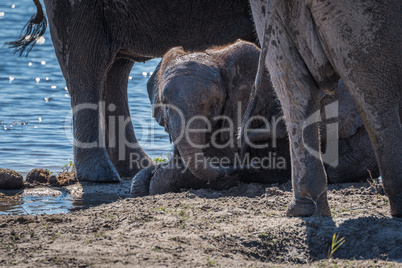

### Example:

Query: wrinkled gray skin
xmin=11 ymin=0 xmax=256 ymax=182
xmin=247 ymin=0 xmax=401 ymax=217
xmin=131 ymin=41 xmax=379 ymax=197
xmin=132 ymin=41 xmax=287 ymax=196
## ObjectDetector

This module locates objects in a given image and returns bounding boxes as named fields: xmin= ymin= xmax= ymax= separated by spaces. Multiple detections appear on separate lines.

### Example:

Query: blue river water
xmin=0 ymin=0 xmax=171 ymax=177
xmin=0 ymin=1 xmax=172 ymax=214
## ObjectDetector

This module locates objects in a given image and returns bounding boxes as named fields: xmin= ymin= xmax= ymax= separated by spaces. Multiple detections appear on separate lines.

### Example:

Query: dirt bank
xmin=0 ymin=182 xmax=401 ymax=267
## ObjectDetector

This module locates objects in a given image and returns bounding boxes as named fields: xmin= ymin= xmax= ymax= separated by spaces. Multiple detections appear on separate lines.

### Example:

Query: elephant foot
xmin=131 ymin=165 xmax=157 ymax=197
xmin=109 ymin=149 xmax=152 ymax=180
xmin=75 ymin=149 xmax=121 ymax=183
xmin=76 ymin=161 xmax=121 ymax=183
xmin=149 ymin=164 xmax=181 ymax=195
xmin=286 ymin=194 xmax=331 ymax=217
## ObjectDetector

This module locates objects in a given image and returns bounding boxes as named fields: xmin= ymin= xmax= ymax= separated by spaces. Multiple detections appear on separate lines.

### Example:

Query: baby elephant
xmin=131 ymin=41 xmax=378 ymax=197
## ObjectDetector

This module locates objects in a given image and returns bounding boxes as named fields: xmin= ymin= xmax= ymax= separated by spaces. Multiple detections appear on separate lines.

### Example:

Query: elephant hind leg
xmin=309 ymin=0 xmax=402 ymax=216
xmin=103 ymin=59 xmax=152 ymax=179
xmin=345 ymin=81 xmax=402 ymax=216
xmin=335 ymin=48 xmax=402 ymax=216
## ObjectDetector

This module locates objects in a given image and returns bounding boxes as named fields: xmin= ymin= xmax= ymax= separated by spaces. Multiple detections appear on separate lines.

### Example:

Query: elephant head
xmin=147 ymin=41 xmax=277 ymax=182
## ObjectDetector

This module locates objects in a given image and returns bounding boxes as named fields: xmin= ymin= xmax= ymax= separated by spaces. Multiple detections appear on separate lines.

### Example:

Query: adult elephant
xmin=9 ymin=0 xmax=256 ymax=182
xmin=245 ymin=0 xmax=401 ymax=216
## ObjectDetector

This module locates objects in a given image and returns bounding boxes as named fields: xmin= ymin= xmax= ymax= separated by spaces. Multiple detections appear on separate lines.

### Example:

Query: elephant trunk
xmin=175 ymin=128 xmax=223 ymax=182
xmin=176 ymin=131 xmax=256 ymax=182
xmin=173 ymin=116 xmax=248 ymax=181
xmin=178 ymin=141 xmax=251 ymax=181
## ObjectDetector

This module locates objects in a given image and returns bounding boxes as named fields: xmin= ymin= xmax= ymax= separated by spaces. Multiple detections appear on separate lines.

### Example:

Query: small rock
xmin=48 ymin=175 xmax=58 ymax=186
xmin=57 ymin=172 xmax=78 ymax=186
xmin=26 ymin=168 xmax=49 ymax=183
xmin=0 ymin=168 xmax=24 ymax=189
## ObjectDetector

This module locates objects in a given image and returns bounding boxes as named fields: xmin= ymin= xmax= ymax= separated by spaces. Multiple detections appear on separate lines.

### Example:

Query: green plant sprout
xmin=48 ymin=170 xmax=55 ymax=177
xmin=153 ymin=153 xmax=169 ymax=164
xmin=328 ymin=233 xmax=345 ymax=259
xmin=61 ymin=160 xmax=74 ymax=173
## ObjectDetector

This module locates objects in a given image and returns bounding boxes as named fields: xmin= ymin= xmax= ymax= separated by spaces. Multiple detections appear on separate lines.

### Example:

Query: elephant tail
xmin=6 ymin=0 xmax=47 ymax=56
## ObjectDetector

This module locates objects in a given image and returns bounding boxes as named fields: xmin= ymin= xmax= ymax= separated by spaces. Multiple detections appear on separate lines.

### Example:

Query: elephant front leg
xmin=263 ymin=28 xmax=331 ymax=218
xmin=70 ymin=84 xmax=121 ymax=183
xmin=131 ymin=164 xmax=157 ymax=197
xmin=131 ymin=163 xmax=187 ymax=197
xmin=147 ymin=162 xmax=239 ymax=195
xmin=148 ymin=164 xmax=198 ymax=195
xmin=103 ymin=59 xmax=151 ymax=179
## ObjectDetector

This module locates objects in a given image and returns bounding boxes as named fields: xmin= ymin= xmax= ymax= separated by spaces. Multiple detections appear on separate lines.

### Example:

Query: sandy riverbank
xmin=0 ymin=181 xmax=401 ymax=267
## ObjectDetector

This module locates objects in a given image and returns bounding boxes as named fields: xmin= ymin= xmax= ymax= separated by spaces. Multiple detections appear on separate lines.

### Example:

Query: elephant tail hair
xmin=5 ymin=0 xmax=47 ymax=57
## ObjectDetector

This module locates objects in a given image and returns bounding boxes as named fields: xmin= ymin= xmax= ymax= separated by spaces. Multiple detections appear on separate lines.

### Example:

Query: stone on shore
xmin=54 ymin=172 xmax=78 ymax=187
xmin=0 ymin=168 xmax=24 ymax=189
xmin=26 ymin=168 xmax=50 ymax=183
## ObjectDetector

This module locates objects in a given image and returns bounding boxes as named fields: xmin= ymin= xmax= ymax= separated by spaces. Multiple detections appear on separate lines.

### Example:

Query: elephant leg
xmin=262 ymin=15 xmax=330 ymax=217
xmin=45 ymin=3 xmax=121 ymax=182
xmin=345 ymin=83 xmax=401 ymax=216
xmin=103 ymin=59 xmax=152 ymax=179
xmin=131 ymin=164 xmax=157 ymax=197
xmin=148 ymin=162 xmax=239 ymax=195
xmin=338 ymin=71 xmax=401 ymax=216
xmin=149 ymin=164 xmax=196 ymax=195
xmin=309 ymin=0 xmax=402 ymax=216
xmin=68 ymin=69 xmax=120 ymax=183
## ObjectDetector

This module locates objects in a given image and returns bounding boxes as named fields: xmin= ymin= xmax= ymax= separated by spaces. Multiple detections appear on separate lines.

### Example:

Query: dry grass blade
xmin=328 ymin=233 xmax=345 ymax=259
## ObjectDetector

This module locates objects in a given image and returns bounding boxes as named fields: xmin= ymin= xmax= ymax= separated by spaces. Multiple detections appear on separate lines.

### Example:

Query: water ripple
xmin=0 ymin=0 xmax=170 ymax=175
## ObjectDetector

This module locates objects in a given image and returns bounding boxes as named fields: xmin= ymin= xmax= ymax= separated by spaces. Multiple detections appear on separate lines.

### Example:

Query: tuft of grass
xmin=151 ymin=246 xmax=164 ymax=252
xmin=152 ymin=153 xmax=169 ymax=164
xmin=178 ymin=210 xmax=189 ymax=220
xmin=10 ymin=230 xmax=19 ymax=241
xmin=331 ymin=207 xmax=350 ymax=216
xmin=51 ymin=233 xmax=61 ymax=241
xmin=206 ymin=256 xmax=216 ymax=267
xmin=61 ymin=160 xmax=73 ymax=173
xmin=259 ymin=232 xmax=268 ymax=238
xmin=328 ymin=233 xmax=345 ymax=259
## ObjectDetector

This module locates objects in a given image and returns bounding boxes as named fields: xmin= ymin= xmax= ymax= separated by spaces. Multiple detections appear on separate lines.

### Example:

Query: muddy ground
xmin=0 ymin=181 xmax=401 ymax=267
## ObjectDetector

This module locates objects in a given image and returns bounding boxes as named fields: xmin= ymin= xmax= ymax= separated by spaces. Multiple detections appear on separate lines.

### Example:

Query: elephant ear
xmin=321 ymin=80 xmax=364 ymax=139
xmin=215 ymin=41 xmax=262 ymax=143
xmin=148 ymin=47 xmax=188 ymax=128
xmin=147 ymin=61 xmax=164 ymax=126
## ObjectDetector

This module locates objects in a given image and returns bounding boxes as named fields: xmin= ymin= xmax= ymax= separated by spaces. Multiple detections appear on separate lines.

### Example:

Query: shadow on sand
xmin=304 ymin=215 xmax=402 ymax=262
